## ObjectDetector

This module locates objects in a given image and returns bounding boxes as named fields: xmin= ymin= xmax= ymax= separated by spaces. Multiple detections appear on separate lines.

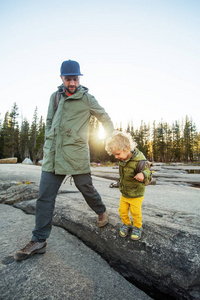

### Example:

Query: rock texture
xmin=0 ymin=163 xmax=200 ymax=300
xmin=0 ymin=204 xmax=151 ymax=300
xmin=0 ymin=181 xmax=38 ymax=204
xmin=14 ymin=194 xmax=200 ymax=300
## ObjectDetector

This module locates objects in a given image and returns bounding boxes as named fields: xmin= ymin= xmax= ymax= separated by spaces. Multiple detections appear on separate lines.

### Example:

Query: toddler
xmin=106 ymin=131 xmax=151 ymax=240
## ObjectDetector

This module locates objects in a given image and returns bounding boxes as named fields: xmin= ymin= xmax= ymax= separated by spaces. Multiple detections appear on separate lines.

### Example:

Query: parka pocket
xmin=62 ymin=129 xmax=86 ymax=146
xmin=61 ymin=143 xmax=89 ymax=171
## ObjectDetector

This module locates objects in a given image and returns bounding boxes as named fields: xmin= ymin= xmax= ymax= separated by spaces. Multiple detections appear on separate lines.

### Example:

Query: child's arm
xmin=134 ymin=172 xmax=145 ymax=182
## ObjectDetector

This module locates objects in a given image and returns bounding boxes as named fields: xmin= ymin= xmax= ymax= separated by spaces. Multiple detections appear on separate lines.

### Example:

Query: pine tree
xmin=134 ymin=121 xmax=144 ymax=154
xmin=152 ymin=121 xmax=158 ymax=161
xmin=164 ymin=122 xmax=172 ymax=163
xmin=189 ymin=118 xmax=198 ymax=161
xmin=143 ymin=122 xmax=151 ymax=159
xmin=29 ymin=107 xmax=38 ymax=163
xmin=5 ymin=103 xmax=20 ymax=157
xmin=20 ymin=119 xmax=30 ymax=160
xmin=35 ymin=116 xmax=45 ymax=162
xmin=0 ymin=115 xmax=5 ymax=158
xmin=172 ymin=121 xmax=181 ymax=161
xmin=126 ymin=121 xmax=130 ymax=133
xmin=134 ymin=121 xmax=150 ymax=158
xmin=183 ymin=116 xmax=193 ymax=161
xmin=1 ymin=112 xmax=9 ymax=157
xmin=152 ymin=121 xmax=165 ymax=162
xmin=197 ymin=132 xmax=200 ymax=161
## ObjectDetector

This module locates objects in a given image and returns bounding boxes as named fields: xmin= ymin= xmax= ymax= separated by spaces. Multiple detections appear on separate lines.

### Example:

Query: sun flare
xmin=98 ymin=124 xmax=105 ymax=140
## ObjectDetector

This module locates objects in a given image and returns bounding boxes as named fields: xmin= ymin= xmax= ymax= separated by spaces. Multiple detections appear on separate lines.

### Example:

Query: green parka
xmin=119 ymin=149 xmax=151 ymax=198
xmin=42 ymin=85 xmax=114 ymax=175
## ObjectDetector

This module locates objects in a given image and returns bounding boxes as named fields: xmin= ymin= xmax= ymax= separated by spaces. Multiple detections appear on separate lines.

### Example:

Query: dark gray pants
xmin=32 ymin=171 xmax=106 ymax=242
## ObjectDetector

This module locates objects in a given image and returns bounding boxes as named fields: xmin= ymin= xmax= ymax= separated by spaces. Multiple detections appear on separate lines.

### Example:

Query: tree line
xmin=0 ymin=103 xmax=45 ymax=163
xmin=0 ymin=102 xmax=200 ymax=163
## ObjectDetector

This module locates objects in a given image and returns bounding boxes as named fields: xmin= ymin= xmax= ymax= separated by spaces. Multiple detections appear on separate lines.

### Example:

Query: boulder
xmin=0 ymin=182 xmax=38 ymax=204
xmin=22 ymin=158 xmax=33 ymax=164
xmin=0 ymin=157 xmax=17 ymax=164
xmin=37 ymin=159 xmax=43 ymax=166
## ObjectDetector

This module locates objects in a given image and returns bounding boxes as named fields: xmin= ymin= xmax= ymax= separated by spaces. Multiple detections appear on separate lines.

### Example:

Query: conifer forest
xmin=0 ymin=102 xmax=200 ymax=164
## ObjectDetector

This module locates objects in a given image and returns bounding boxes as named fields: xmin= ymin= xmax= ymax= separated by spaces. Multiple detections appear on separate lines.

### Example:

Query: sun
xmin=98 ymin=124 xmax=105 ymax=140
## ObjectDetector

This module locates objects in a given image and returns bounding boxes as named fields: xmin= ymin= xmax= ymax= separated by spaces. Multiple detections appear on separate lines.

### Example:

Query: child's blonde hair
xmin=105 ymin=131 xmax=137 ymax=155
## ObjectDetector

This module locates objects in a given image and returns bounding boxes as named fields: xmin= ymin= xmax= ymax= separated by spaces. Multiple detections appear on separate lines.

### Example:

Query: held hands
xmin=134 ymin=172 xmax=145 ymax=182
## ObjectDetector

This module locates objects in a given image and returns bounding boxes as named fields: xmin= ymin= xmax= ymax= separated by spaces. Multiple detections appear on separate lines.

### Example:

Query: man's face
xmin=61 ymin=75 xmax=79 ymax=94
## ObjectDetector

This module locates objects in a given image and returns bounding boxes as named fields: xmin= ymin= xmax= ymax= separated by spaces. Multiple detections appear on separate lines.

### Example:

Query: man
xmin=14 ymin=60 xmax=114 ymax=261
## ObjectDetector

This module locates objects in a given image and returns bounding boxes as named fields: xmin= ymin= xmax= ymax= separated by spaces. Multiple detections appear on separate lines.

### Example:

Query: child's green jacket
xmin=119 ymin=148 xmax=151 ymax=198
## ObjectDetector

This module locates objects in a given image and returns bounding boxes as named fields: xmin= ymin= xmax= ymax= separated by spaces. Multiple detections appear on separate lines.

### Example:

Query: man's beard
xmin=66 ymin=85 xmax=79 ymax=94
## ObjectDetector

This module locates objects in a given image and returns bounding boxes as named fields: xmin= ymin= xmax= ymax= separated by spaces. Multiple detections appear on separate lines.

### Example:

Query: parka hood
xmin=121 ymin=148 xmax=146 ymax=165
xmin=131 ymin=148 xmax=146 ymax=161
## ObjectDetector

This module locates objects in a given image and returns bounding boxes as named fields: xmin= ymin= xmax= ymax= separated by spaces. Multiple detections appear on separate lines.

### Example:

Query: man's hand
xmin=134 ymin=172 xmax=144 ymax=182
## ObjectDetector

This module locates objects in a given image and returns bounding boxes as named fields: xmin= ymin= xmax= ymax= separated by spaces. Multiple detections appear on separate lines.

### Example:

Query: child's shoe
xmin=131 ymin=226 xmax=142 ymax=240
xmin=119 ymin=224 xmax=131 ymax=237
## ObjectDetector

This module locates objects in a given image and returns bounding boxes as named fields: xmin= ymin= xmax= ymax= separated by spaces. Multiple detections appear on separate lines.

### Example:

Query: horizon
xmin=0 ymin=0 xmax=200 ymax=131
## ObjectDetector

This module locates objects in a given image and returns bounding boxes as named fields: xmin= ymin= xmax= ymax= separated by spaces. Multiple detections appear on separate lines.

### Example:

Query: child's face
xmin=112 ymin=148 xmax=132 ymax=161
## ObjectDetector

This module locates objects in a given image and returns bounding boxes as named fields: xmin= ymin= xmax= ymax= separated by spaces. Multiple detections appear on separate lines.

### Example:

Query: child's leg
xmin=129 ymin=196 xmax=144 ymax=228
xmin=119 ymin=195 xmax=132 ymax=225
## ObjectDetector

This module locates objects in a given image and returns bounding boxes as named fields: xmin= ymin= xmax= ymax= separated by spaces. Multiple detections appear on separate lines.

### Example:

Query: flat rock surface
xmin=0 ymin=204 xmax=152 ymax=300
xmin=0 ymin=163 xmax=200 ymax=300
xmin=0 ymin=163 xmax=200 ymax=216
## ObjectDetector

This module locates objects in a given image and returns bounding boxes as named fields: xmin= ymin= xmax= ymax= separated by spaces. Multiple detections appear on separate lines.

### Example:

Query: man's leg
xmin=72 ymin=173 xmax=108 ymax=227
xmin=14 ymin=171 xmax=65 ymax=261
xmin=32 ymin=171 xmax=65 ymax=241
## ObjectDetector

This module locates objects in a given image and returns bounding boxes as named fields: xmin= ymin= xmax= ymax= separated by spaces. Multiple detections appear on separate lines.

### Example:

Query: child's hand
xmin=134 ymin=172 xmax=144 ymax=182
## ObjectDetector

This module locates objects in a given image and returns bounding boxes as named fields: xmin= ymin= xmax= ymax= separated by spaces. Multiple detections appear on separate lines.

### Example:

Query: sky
xmin=0 ymin=0 xmax=200 ymax=132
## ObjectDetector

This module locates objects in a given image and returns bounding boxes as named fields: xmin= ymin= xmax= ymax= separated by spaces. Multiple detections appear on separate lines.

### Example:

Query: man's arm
xmin=88 ymin=95 xmax=114 ymax=136
xmin=45 ymin=93 xmax=56 ymax=138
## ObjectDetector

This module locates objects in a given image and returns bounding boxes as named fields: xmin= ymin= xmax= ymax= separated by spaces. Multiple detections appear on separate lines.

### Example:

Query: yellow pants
xmin=119 ymin=195 xmax=143 ymax=228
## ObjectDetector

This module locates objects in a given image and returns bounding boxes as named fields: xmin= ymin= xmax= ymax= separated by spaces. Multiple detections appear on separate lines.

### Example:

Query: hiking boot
xmin=14 ymin=241 xmax=47 ymax=261
xmin=119 ymin=224 xmax=131 ymax=237
xmin=97 ymin=210 xmax=108 ymax=227
xmin=131 ymin=227 xmax=142 ymax=240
